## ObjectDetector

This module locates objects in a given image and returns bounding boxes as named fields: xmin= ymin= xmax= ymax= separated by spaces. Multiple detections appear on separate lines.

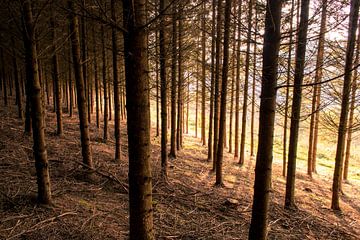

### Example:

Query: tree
xmin=248 ymin=0 xmax=282 ymax=238
xmin=123 ymin=0 xmax=154 ymax=237
xmin=68 ymin=0 xmax=94 ymax=170
xmin=201 ymin=0 xmax=206 ymax=146
xmin=23 ymin=0 xmax=52 ymax=204
xmin=215 ymin=0 xmax=231 ymax=186
xmin=101 ymin=25 xmax=108 ymax=142
xmin=331 ymin=0 xmax=360 ymax=211
xmin=285 ymin=0 xmax=311 ymax=208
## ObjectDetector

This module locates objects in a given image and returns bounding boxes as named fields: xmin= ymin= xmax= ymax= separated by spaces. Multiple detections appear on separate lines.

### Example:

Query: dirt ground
xmin=0 ymin=101 xmax=359 ymax=240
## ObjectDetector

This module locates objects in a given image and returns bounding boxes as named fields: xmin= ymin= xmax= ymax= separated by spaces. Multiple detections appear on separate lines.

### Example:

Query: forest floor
xmin=0 ymin=102 xmax=360 ymax=240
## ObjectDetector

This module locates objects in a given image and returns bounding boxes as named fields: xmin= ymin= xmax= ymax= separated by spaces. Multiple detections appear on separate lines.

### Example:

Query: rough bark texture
xmin=68 ymin=0 xmax=93 ymax=169
xmin=248 ymin=0 xmax=282 ymax=238
xmin=285 ymin=0 xmax=311 ymax=208
xmin=123 ymin=0 xmax=154 ymax=238
xmin=216 ymin=0 xmax=231 ymax=186
xmin=331 ymin=0 xmax=360 ymax=211
xmin=23 ymin=0 xmax=52 ymax=205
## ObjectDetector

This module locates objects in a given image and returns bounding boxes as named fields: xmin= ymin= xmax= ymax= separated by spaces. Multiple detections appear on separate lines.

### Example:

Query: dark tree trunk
xmin=201 ymin=0 xmax=206 ymax=146
xmin=68 ymin=0 xmax=94 ymax=170
xmin=169 ymin=3 xmax=177 ymax=159
xmin=51 ymin=10 xmax=63 ymax=136
xmin=92 ymin=27 xmax=100 ymax=129
xmin=160 ymin=0 xmax=168 ymax=179
xmin=101 ymin=25 xmax=108 ymax=142
xmin=207 ymin=0 xmax=217 ymax=162
xmin=239 ymin=0 xmax=254 ymax=165
xmin=176 ymin=8 xmax=183 ymax=151
xmin=156 ymin=28 xmax=160 ymax=137
xmin=331 ymin=0 xmax=360 ymax=211
xmin=285 ymin=0 xmax=311 ymax=208
xmin=1 ymin=48 xmax=7 ymax=106
xmin=111 ymin=0 xmax=121 ymax=162
xmin=215 ymin=0 xmax=231 ymax=186
xmin=248 ymin=0 xmax=282 ymax=238
xmin=23 ymin=0 xmax=52 ymax=205
xmin=123 ymin=0 xmax=154 ymax=237
xmin=12 ymin=43 xmax=23 ymax=119
xmin=69 ymin=41 xmax=74 ymax=117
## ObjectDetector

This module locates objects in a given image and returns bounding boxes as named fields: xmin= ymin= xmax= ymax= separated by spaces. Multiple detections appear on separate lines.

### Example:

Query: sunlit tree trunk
xmin=249 ymin=0 xmax=282 ymax=238
xmin=331 ymin=0 xmax=360 ymax=210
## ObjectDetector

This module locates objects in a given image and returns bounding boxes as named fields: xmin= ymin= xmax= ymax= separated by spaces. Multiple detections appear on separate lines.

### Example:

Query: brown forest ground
xmin=0 ymin=100 xmax=359 ymax=240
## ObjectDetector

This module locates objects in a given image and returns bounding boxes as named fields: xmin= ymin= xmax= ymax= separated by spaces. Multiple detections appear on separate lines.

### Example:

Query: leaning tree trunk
xmin=331 ymin=0 xmax=360 ymax=211
xmin=68 ymin=0 xmax=94 ymax=170
xmin=23 ymin=0 xmax=52 ymax=205
xmin=123 ymin=0 xmax=154 ymax=238
xmin=285 ymin=0 xmax=311 ymax=208
xmin=216 ymin=0 xmax=231 ymax=186
xmin=248 ymin=0 xmax=282 ymax=238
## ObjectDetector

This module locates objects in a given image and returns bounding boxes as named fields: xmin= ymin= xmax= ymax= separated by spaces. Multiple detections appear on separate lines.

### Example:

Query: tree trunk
xmin=216 ymin=0 xmax=231 ymax=186
xmin=1 ymin=48 xmax=7 ymax=106
xmin=307 ymin=0 xmax=327 ymax=176
xmin=169 ymin=3 xmax=177 ymax=159
xmin=331 ymin=0 xmax=360 ymax=210
xmin=201 ymin=0 xmax=206 ymax=146
xmin=23 ymin=0 xmax=52 ymax=205
xmin=68 ymin=0 xmax=94 ymax=170
xmin=92 ymin=27 xmax=100 ymax=129
xmin=101 ymin=25 xmax=108 ymax=142
xmin=239 ymin=0 xmax=254 ymax=165
xmin=12 ymin=42 xmax=23 ymax=119
xmin=51 ymin=10 xmax=63 ymax=136
xmin=176 ymin=8 xmax=183 ymax=150
xmin=285 ymin=0 xmax=311 ymax=208
xmin=160 ymin=0 xmax=168 ymax=179
xmin=248 ymin=0 xmax=282 ymax=238
xmin=123 ymin=0 xmax=154 ymax=237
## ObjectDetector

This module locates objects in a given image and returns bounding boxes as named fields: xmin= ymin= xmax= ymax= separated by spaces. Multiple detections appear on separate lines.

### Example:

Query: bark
xmin=68 ymin=0 xmax=94 ymax=169
xmin=12 ymin=43 xmax=23 ymax=119
xmin=69 ymin=39 xmax=74 ymax=117
xmin=216 ymin=0 xmax=231 ymax=186
xmin=234 ymin=0 xmax=242 ymax=160
xmin=169 ymin=3 xmax=177 ymax=159
xmin=102 ymin=25 xmax=108 ymax=142
xmin=201 ymin=0 xmax=206 ymax=146
xmin=160 ymin=0 xmax=168 ymax=179
xmin=51 ymin=10 xmax=63 ymax=135
xmin=248 ymin=1 xmax=282 ymax=238
xmin=123 ymin=0 xmax=154 ymax=237
xmin=344 ymin=19 xmax=360 ymax=181
xmin=92 ymin=27 xmax=100 ymax=129
xmin=23 ymin=0 xmax=52 ymax=204
xmin=308 ymin=0 xmax=327 ymax=176
xmin=331 ymin=0 xmax=360 ymax=210
xmin=1 ymin=48 xmax=7 ymax=106
xmin=239 ymin=0 xmax=254 ymax=165
xmin=285 ymin=0 xmax=311 ymax=208
xmin=212 ymin=0 xmax=222 ymax=171
xmin=176 ymin=8 xmax=183 ymax=150
xmin=111 ymin=0 xmax=121 ymax=162
xmin=156 ymin=28 xmax=160 ymax=137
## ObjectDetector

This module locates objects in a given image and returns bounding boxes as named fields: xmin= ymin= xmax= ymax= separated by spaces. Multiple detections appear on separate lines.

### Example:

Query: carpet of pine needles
xmin=0 ymin=98 xmax=359 ymax=240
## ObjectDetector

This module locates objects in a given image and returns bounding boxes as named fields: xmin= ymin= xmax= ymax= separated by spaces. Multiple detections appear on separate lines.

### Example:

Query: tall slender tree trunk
xmin=248 ymin=0 xmax=282 ymax=238
xmin=101 ymin=25 xmax=108 ymax=142
xmin=285 ymin=0 xmax=311 ymax=208
xmin=169 ymin=3 xmax=177 ymax=159
xmin=68 ymin=0 xmax=94 ymax=170
xmin=331 ymin=0 xmax=360 ymax=210
xmin=343 ymin=19 xmax=360 ymax=181
xmin=212 ymin=0 xmax=222 ymax=171
xmin=156 ymin=28 xmax=160 ymax=137
xmin=123 ymin=0 xmax=154 ymax=237
xmin=176 ymin=8 xmax=183 ymax=150
xmin=92 ymin=27 xmax=100 ymax=129
xmin=307 ymin=0 xmax=327 ymax=176
xmin=51 ymin=10 xmax=63 ymax=136
xmin=216 ymin=0 xmax=231 ymax=186
xmin=207 ymin=0 xmax=217 ymax=162
xmin=239 ymin=0 xmax=254 ymax=165
xmin=12 ymin=43 xmax=23 ymax=119
xmin=111 ymin=0 xmax=121 ymax=162
xmin=23 ymin=0 xmax=52 ymax=204
xmin=234 ymin=0 xmax=242 ymax=160
xmin=201 ymin=0 xmax=206 ymax=146
xmin=1 ymin=48 xmax=7 ymax=106
xmin=160 ymin=0 xmax=168 ymax=179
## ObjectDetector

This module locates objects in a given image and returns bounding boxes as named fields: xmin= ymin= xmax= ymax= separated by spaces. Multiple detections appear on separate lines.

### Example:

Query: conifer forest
xmin=1 ymin=0 xmax=360 ymax=239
